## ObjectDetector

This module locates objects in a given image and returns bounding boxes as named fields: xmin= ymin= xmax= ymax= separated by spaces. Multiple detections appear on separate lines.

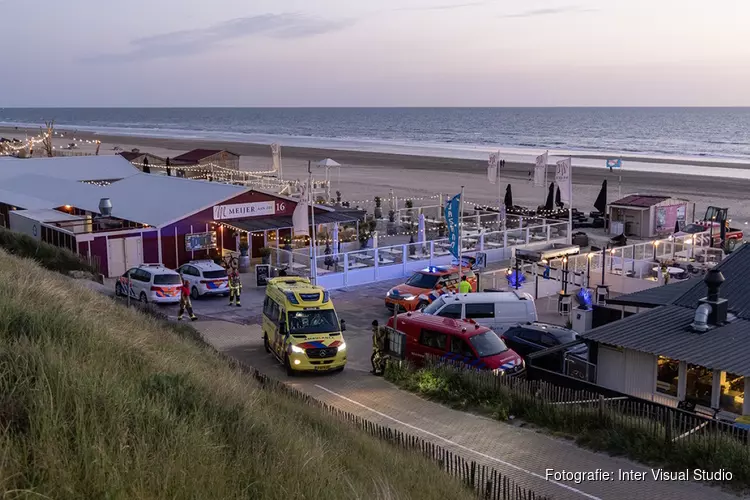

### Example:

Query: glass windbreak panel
xmin=656 ymin=356 xmax=679 ymax=397
xmin=406 ymin=272 xmax=439 ymax=289
xmin=469 ymin=331 xmax=508 ymax=358
xmin=288 ymin=310 xmax=339 ymax=335
xmin=720 ymin=373 xmax=745 ymax=415
xmin=685 ymin=363 xmax=713 ymax=408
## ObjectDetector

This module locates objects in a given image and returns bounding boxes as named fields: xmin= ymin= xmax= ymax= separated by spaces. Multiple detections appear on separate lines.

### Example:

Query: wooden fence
xmin=421 ymin=356 xmax=750 ymax=458
xmin=122 ymin=304 xmax=553 ymax=500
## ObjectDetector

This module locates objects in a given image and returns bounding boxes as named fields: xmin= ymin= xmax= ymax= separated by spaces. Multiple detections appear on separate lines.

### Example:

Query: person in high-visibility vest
xmin=458 ymin=275 xmax=472 ymax=294
xmin=178 ymin=278 xmax=197 ymax=321
xmin=228 ymin=269 xmax=242 ymax=307
xmin=371 ymin=320 xmax=387 ymax=376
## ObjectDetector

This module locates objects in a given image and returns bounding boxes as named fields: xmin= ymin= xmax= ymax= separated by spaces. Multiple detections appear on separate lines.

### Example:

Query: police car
xmin=115 ymin=264 xmax=182 ymax=304
xmin=177 ymin=260 xmax=229 ymax=299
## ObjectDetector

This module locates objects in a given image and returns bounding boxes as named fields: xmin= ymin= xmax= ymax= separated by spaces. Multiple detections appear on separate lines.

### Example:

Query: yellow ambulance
xmin=261 ymin=276 xmax=347 ymax=375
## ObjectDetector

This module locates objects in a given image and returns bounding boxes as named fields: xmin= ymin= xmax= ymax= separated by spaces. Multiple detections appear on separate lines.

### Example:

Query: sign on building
xmin=185 ymin=231 xmax=217 ymax=252
xmin=213 ymin=201 xmax=276 ymax=220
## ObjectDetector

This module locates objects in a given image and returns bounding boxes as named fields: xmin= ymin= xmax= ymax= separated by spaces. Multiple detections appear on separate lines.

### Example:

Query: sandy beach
xmin=3 ymin=125 xmax=750 ymax=226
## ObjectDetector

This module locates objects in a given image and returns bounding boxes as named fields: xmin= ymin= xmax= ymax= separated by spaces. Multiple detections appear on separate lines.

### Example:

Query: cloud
xmin=500 ymin=5 xmax=595 ymax=18
xmin=85 ymin=13 xmax=353 ymax=63
xmin=395 ymin=1 xmax=489 ymax=11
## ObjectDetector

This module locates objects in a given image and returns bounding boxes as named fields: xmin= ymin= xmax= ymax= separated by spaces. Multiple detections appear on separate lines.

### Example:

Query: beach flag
xmin=487 ymin=152 xmax=498 ymax=184
xmin=444 ymin=193 xmax=461 ymax=259
xmin=292 ymin=184 xmax=309 ymax=237
xmin=271 ymin=143 xmax=282 ymax=174
xmin=555 ymin=158 xmax=572 ymax=205
xmin=606 ymin=158 xmax=622 ymax=171
xmin=534 ymin=151 xmax=548 ymax=187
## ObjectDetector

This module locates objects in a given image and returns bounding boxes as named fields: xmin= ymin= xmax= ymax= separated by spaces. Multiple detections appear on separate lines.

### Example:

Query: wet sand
xmin=2 ymin=125 xmax=750 ymax=225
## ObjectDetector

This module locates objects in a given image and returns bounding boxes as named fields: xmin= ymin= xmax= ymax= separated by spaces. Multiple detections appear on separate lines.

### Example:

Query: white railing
xmin=270 ymin=222 xmax=569 ymax=289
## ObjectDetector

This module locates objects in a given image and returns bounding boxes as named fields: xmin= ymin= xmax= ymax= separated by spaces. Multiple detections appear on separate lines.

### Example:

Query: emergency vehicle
xmin=114 ymin=264 xmax=182 ymax=304
xmin=385 ymin=312 xmax=525 ymax=375
xmin=385 ymin=263 xmax=477 ymax=312
xmin=261 ymin=276 xmax=347 ymax=375
xmin=178 ymin=260 xmax=229 ymax=298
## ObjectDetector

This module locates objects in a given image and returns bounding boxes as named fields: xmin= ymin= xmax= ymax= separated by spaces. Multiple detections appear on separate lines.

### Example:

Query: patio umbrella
xmin=594 ymin=179 xmax=607 ymax=213
xmin=544 ymin=182 xmax=555 ymax=211
xmin=555 ymin=185 xmax=563 ymax=208
xmin=417 ymin=213 xmax=426 ymax=245
xmin=142 ymin=156 xmax=151 ymax=174
xmin=332 ymin=222 xmax=340 ymax=258
xmin=504 ymin=184 xmax=513 ymax=209
xmin=674 ymin=219 xmax=681 ymax=234
xmin=166 ymin=157 xmax=171 ymax=176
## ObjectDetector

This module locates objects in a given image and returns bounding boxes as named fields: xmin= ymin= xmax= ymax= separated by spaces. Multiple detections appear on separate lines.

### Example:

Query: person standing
xmin=228 ymin=269 xmax=242 ymax=307
xmin=458 ymin=275 xmax=472 ymax=294
xmin=178 ymin=278 xmax=197 ymax=321
xmin=370 ymin=320 xmax=387 ymax=376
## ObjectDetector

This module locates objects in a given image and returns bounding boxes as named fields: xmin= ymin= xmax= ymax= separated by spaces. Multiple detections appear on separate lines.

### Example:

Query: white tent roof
xmin=0 ymin=155 xmax=140 ymax=182
xmin=11 ymin=209 xmax=88 ymax=223
xmin=317 ymin=158 xmax=341 ymax=168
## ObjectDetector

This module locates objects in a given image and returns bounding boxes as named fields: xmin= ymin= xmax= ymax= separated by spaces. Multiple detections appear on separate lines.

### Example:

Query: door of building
xmin=108 ymin=236 xmax=143 ymax=277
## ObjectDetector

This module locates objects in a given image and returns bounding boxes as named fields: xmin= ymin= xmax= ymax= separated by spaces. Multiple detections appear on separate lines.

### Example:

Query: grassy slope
xmin=0 ymin=250 xmax=473 ymax=500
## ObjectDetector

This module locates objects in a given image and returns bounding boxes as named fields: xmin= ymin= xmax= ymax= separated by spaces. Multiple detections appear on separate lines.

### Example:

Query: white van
xmin=420 ymin=291 xmax=537 ymax=334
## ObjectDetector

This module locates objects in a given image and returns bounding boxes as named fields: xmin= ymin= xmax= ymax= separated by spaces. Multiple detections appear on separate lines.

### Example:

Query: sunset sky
xmin=1 ymin=0 xmax=749 ymax=106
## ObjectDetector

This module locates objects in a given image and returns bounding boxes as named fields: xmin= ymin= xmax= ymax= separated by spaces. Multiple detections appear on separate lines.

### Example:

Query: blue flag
xmin=606 ymin=158 xmax=622 ymax=170
xmin=444 ymin=193 xmax=461 ymax=259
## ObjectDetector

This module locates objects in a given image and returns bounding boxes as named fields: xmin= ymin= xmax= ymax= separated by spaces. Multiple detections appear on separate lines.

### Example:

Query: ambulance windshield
xmin=288 ymin=310 xmax=340 ymax=335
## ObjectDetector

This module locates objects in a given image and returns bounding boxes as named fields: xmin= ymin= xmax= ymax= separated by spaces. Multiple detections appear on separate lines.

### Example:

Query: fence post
xmin=374 ymin=248 xmax=379 ymax=280
xmin=598 ymin=395 xmax=604 ymax=423
xmin=525 ymin=226 xmax=530 ymax=245
xmin=402 ymin=244 xmax=407 ymax=276
xmin=665 ymin=410 xmax=673 ymax=446
xmin=430 ymin=240 xmax=435 ymax=265
xmin=547 ymin=224 xmax=551 ymax=243
xmin=343 ymin=253 xmax=349 ymax=287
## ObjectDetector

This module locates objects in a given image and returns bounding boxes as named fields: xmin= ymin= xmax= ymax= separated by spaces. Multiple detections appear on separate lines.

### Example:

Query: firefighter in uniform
xmin=370 ymin=320 xmax=387 ymax=376
xmin=228 ymin=269 xmax=242 ymax=307
xmin=178 ymin=278 xmax=197 ymax=321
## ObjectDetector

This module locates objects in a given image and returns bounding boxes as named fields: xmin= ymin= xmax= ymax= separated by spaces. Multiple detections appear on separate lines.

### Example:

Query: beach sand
xmin=2 ymin=125 xmax=750 ymax=227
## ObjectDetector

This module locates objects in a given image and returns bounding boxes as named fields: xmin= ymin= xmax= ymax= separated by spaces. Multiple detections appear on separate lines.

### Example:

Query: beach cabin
xmin=608 ymin=194 xmax=688 ymax=238
xmin=172 ymin=149 xmax=240 ymax=170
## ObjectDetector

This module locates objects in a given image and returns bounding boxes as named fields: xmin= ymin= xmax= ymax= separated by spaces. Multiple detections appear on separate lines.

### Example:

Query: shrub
xmin=0 ymin=227 xmax=94 ymax=275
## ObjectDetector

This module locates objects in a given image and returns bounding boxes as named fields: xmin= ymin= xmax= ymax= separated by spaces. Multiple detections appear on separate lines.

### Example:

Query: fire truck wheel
xmin=417 ymin=300 xmax=429 ymax=310
xmin=727 ymin=239 xmax=737 ymax=252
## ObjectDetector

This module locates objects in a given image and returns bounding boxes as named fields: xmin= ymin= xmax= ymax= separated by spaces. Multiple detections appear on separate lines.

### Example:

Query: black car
xmin=501 ymin=323 xmax=589 ymax=378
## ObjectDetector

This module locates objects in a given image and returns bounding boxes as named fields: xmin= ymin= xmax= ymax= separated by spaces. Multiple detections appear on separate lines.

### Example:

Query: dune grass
xmin=0 ymin=249 xmax=474 ymax=500
xmin=0 ymin=227 xmax=95 ymax=275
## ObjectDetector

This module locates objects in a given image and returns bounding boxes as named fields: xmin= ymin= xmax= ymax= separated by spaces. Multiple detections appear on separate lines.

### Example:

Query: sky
xmin=1 ymin=0 xmax=749 ymax=106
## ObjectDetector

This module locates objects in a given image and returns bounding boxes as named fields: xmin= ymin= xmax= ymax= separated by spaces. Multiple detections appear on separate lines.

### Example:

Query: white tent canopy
xmin=316 ymin=158 xmax=344 ymax=201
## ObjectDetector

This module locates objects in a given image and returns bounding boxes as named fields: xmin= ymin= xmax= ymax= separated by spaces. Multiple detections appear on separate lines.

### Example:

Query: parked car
xmin=178 ymin=260 xmax=229 ymax=299
xmin=115 ymin=264 xmax=182 ymax=304
xmin=421 ymin=291 xmax=537 ymax=335
xmin=501 ymin=322 xmax=588 ymax=376
xmin=385 ymin=264 xmax=477 ymax=312
xmin=386 ymin=312 xmax=524 ymax=375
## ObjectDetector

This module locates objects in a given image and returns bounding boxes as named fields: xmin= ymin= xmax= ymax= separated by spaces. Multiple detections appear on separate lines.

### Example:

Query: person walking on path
xmin=228 ymin=269 xmax=242 ymax=307
xmin=371 ymin=320 xmax=387 ymax=376
xmin=458 ymin=275 xmax=472 ymax=294
xmin=178 ymin=278 xmax=197 ymax=321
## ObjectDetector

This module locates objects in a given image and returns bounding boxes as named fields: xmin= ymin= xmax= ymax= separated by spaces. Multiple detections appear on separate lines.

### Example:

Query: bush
xmin=0 ymin=227 xmax=94 ymax=275
xmin=386 ymin=358 xmax=750 ymax=490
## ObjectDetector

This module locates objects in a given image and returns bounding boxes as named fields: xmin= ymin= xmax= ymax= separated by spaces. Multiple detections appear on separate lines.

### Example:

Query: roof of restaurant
xmin=0 ymin=155 xmax=140 ymax=182
xmin=610 ymin=195 xmax=671 ymax=208
xmin=172 ymin=149 xmax=240 ymax=164
xmin=607 ymin=279 xmax=698 ymax=308
xmin=584 ymin=244 xmax=750 ymax=374
xmin=118 ymin=152 xmax=165 ymax=162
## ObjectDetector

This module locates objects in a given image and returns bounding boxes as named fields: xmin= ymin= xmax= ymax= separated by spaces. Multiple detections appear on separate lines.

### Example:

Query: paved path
xmin=195 ymin=319 xmax=742 ymax=500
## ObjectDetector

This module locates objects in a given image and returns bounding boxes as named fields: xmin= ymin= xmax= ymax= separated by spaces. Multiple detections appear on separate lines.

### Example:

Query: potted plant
xmin=387 ymin=210 xmax=397 ymax=236
xmin=405 ymin=199 xmax=414 ymax=221
xmin=409 ymin=234 xmax=416 ymax=256
xmin=259 ymin=247 xmax=272 ymax=265
xmin=374 ymin=196 xmax=383 ymax=219
xmin=239 ymin=241 xmax=249 ymax=257
xmin=336 ymin=190 xmax=342 ymax=205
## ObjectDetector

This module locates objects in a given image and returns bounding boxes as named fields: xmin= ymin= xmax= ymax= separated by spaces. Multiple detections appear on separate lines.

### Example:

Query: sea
xmin=2 ymin=107 xmax=750 ymax=167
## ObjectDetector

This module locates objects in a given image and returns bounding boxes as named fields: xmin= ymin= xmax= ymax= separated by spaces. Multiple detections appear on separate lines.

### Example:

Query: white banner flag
xmin=555 ymin=158 xmax=572 ymax=205
xmin=292 ymin=185 xmax=310 ymax=236
xmin=487 ymin=152 xmax=498 ymax=185
xmin=271 ymin=143 xmax=281 ymax=173
xmin=534 ymin=151 xmax=547 ymax=187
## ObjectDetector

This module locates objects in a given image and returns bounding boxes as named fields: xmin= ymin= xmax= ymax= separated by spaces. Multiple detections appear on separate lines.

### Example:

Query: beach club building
xmin=608 ymin=194 xmax=688 ymax=238
xmin=0 ymin=155 xmax=361 ymax=277
xmin=582 ymin=243 xmax=750 ymax=417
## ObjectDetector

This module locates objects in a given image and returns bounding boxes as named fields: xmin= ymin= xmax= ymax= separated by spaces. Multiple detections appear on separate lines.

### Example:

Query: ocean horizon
xmin=1 ymin=107 xmax=750 ymax=162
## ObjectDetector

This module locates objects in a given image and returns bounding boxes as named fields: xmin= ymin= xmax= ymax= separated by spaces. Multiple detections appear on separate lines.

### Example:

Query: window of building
xmin=656 ymin=356 xmax=679 ymax=397
xmin=465 ymin=303 xmax=495 ymax=319
xmin=720 ymin=373 xmax=745 ymax=415
xmin=685 ymin=363 xmax=713 ymax=408
xmin=419 ymin=329 xmax=447 ymax=351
